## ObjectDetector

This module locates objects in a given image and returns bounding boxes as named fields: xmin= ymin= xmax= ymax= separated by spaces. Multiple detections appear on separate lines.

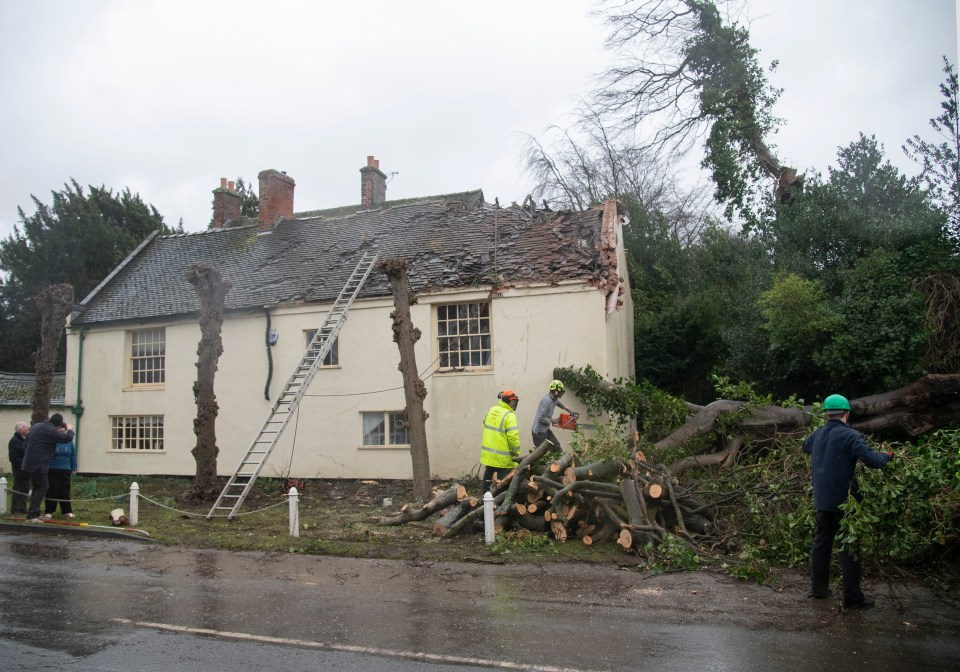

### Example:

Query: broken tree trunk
xmin=182 ymin=264 xmax=231 ymax=502
xmin=31 ymin=284 xmax=74 ymax=425
xmin=380 ymin=257 xmax=432 ymax=502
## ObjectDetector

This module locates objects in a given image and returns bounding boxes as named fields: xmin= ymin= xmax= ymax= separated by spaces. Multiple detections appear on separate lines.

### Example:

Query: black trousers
xmin=26 ymin=468 xmax=49 ymax=519
xmin=10 ymin=466 xmax=31 ymax=514
xmin=481 ymin=466 xmax=511 ymax=494
xmin=532 ymin=429 xmax=561 ymax=451
xmin=45 ymin=468 xmax=73 ymax=515
xmin=811 ymin=509 xmax=864 ymax=602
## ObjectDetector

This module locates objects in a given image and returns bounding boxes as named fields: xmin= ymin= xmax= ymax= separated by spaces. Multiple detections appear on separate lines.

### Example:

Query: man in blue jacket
xmin=21 ymin=413 xmax=75 ymax=522
xmin=803 ymin=394 xmax=892 ymax=609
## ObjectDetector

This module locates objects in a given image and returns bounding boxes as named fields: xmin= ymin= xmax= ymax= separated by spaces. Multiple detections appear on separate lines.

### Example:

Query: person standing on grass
xmin=7 ymin=421 xmax=30 ymax=515
xmin=803 ymin=393 xmax=892 ymax=609
xmin=44 ymin=439 xmax=77 ymax=519
xmin=21 ymin=413 xmax=74 ymax=523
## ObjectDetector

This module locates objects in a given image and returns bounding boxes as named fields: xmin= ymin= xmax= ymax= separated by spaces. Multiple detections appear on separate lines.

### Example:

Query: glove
xmin=572 ymin=412 xmax=580 ymax=421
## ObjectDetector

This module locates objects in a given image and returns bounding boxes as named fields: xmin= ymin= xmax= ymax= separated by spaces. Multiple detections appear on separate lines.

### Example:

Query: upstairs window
xmin=130 ymin=328 xmax=165 ymax=386
xmin=305 ymin=329 xmax=339 ymax=366
xmin=437 ymin=301 xmax=491 ymax=369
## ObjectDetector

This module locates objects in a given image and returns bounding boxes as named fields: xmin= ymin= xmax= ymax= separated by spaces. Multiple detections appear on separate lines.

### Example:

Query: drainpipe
xmin=71 ymin=327 xmax=85 ymax=453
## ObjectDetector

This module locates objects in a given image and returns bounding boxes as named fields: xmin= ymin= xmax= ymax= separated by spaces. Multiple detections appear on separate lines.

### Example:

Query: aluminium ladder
xmin=207 ymin=250 xmax=379 ymax=519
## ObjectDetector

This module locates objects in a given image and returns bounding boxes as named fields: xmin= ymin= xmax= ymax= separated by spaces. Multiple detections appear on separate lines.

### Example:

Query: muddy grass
xmin=37 ymin=475 xmax=628 ymax=565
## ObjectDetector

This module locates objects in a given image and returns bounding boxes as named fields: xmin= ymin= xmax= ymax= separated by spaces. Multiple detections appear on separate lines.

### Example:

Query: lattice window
xmin=437 ymin=301 xmax=491 ymax=369
xmin=110 ymin=415 xmax=164 ymax=451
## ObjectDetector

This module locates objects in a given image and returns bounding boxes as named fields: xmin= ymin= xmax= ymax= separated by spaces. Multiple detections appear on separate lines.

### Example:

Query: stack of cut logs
xmin=379 ymin=439 xmax=717 ymax=551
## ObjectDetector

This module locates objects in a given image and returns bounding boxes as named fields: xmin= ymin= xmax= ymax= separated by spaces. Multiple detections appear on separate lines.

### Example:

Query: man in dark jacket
xmin=803 ymin=394 xmax=892 ymax=609
xmin=7 ymin=422 xmax=30 ymax=515
xmin=22 ymin=413 xmax=75 ymax=522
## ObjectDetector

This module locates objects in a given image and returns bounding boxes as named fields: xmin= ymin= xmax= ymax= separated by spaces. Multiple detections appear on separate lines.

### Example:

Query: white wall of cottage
xmin=62 ymin=280 xmax=634 ymax=480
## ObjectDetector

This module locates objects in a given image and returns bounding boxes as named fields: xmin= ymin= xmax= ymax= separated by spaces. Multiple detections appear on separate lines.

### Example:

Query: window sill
xmin=358 ymin=445 xmax=411 ymax=451
xmin=123 ymin=384 xmax=166 ymax=392
xmin=108 ymin=449 xmax=166 ymax=453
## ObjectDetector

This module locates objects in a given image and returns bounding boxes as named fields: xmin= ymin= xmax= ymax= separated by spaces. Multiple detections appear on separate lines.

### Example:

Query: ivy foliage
xmin=553 ymin=365 xmax=687 ymax=444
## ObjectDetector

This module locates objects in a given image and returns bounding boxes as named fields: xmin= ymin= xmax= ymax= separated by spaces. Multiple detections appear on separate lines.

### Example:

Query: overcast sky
xmin=0 ymin=1 xmax=957 ymax=237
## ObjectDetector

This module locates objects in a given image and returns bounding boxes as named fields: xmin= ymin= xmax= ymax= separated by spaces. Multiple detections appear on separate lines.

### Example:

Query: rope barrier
xmin=137 ymin=493 xmax=290 ymax=518
xmin=4 ymin=487 xmax=125 ymax=503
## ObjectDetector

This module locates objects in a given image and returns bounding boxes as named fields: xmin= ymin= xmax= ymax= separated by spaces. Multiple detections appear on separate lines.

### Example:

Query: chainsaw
xmin=557 ymin=412 xmax=597 ymax=430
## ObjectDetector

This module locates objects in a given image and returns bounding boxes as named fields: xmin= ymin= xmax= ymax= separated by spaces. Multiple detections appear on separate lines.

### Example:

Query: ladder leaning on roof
xmin=207 ymin=250 xmax=380 ymax=520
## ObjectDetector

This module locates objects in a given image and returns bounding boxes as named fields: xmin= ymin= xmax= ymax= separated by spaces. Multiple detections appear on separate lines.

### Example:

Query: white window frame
xmin=128 ymin=328 xmax=166 ymax=388
xmin=305 ymin=329 xmax=339 ymax=366
xmin=110 ymin=415 xmax=164 ymax=451
xmin=435 ymin=300 xmax=492 ymax=371
xmin=360 ymin=411 xmax=410 ymax=449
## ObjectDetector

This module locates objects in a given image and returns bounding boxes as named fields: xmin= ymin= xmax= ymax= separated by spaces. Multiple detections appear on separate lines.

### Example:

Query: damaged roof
xmin=73 ymin=190 xmax=617 ymax=326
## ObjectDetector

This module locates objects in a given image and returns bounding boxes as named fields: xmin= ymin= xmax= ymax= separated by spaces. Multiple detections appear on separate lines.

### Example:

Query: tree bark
xmin=182 ymin=264 xmax=231 ymax=502
xmin=380 ymin=257 xmax=432 ymax=502
xmin=31 ymin=284 xmax=74 ymax=425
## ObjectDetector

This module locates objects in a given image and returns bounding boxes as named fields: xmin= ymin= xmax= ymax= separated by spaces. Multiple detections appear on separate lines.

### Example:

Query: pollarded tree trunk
xmin=182 ymin=264 xmax=231 ymax=502
xmin=31 ymin=284 xmax=74 ymax=425
xmin=379 ymin=257 xmax=432 ymax=502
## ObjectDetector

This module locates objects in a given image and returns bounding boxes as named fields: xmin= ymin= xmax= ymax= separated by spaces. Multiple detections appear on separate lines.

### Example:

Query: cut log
xmin=380 ymin=484 xmax=463 ymax=526
xmin=644 ymin=482 xmax=663 ymax=500
xmin=431 ymin=497 xmax=478 ymax=536
xmin=617 ymin=528 xmax=633 ymax=550
xmin=550 ymin=521 xmax=568 ymax=543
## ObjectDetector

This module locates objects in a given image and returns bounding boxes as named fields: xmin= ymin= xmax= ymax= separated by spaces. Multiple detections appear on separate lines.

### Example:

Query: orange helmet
xmin=499 ymin=389 xmax=519 ymax=404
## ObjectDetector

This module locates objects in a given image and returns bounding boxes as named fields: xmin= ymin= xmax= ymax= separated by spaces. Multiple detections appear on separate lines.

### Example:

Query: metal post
xmin=483 ymin=491 xmax=495 ymax=544
xmin=288 ymin=487 xmax=300 ymax=537
xmin=129 ymin=482 xmax=139 ymax=526
xmin=0 ymin=477 xmax=7 ymax=515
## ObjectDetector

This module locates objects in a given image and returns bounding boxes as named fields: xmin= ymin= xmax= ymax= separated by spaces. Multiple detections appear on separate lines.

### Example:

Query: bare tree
xmin=182 ymin=264 xmax=231 ymax=502
xmin=523 ymin=106 xmax=714 ymax=246
xmin=380 ymin=257 xmax=432 ymax=502
xmin=31 ymin=284 xmax=74 ymax=424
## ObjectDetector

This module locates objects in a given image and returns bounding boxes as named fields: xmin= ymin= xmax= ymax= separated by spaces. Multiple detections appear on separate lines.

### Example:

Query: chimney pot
xmin=220 ymin=177 xmax=228 ymax=188
xmin=228 ymin=180 xmax=235 ymax=190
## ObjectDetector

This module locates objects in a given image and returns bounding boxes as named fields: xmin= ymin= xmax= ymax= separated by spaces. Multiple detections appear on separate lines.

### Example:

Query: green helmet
xmin=822 ymin=394 xmax=850 ymax=411
xmin=549 ymin=380 xmax=565 ymax=393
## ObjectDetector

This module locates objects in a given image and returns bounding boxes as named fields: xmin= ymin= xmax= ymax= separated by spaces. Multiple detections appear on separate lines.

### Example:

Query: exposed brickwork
xmin=258 ymin=169 xmax=296 ymax=232
xmin=360 ymin=155 xmax=386 ymax=209
xmin=212 ymin=178 xmax=243 ymax=229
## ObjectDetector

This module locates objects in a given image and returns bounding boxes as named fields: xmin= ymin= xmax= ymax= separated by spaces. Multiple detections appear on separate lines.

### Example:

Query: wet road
xmin=1 ymin=529 xmax=958 ymax=671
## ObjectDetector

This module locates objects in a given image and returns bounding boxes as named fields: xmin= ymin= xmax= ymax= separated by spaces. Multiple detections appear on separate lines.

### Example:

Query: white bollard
xmin=129 ymin=482 xmax=139 ymax=526
xmin=483 ymin=491 xmax=495 ymax=544
xmin=0 ymin=476 xmax=7 ymax=515
xmin=288 ymin=487 xmax=300 ymax=538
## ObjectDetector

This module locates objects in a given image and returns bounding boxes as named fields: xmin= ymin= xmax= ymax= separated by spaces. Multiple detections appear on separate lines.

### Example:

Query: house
xmin=0 ymin=372 xmax=66 ymax=472
xmin=63 ymin=157 xmax=634 ymax=480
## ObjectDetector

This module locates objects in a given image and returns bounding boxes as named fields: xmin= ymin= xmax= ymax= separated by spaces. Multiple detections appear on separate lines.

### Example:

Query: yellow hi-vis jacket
xmin=481 ymin=400 xmax=521 ymax=469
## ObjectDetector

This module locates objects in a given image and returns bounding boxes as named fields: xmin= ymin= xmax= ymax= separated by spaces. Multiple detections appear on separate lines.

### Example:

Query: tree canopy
xmin=0 ymin=180 xmax=179 ymax=370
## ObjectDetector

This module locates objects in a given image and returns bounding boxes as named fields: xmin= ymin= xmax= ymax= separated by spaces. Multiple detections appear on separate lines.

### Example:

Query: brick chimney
xmin=212 ymin=178 xmax=243 ymax=229
xmin=360 ymin=156 xmax=386 ymax=209
xmin=258 ymin=169 xmax=295 ymax=232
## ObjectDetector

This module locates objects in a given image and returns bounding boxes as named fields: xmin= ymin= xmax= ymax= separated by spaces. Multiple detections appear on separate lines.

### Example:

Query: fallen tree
xmin=378 ymin=374 xmax=960 ymax=555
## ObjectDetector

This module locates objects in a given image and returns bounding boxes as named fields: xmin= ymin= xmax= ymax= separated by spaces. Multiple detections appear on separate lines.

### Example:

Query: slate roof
xmin=0 ymin=372 xmax=66 ymax=407
xmin=73 ymin=190 xmax=615 ymax=326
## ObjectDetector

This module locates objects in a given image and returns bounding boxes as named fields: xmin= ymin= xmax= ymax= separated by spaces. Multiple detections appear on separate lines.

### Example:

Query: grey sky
xmin=0 ymin=1 xmax=956 ymax=237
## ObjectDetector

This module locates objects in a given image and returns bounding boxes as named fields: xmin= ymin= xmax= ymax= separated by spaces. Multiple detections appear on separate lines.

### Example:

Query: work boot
xmin=843 ymin=596 xmax=875 ymax=609
xmin=808 ymin=588 xmax=833 ymax=599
